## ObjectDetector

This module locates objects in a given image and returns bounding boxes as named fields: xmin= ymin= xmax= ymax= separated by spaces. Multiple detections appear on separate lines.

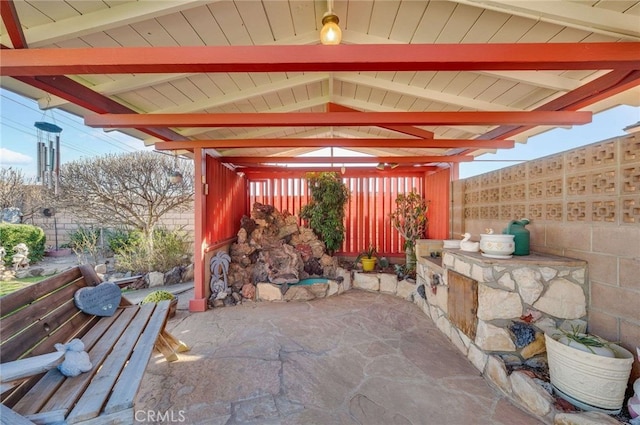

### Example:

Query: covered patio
xmin=1 ymin=1 xmax=639 ymax=423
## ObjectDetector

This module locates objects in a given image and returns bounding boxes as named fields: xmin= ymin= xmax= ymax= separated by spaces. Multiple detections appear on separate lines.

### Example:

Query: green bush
xmin=67 ymin=226 xmax=103 ymax=265
xmin=106 ymin=228 xmax=143 ymax=254
xmin=115 ymin=228 xmax=190 ymax=273
xmin=0 ymin=223 xmax=46 ymax=265
xmin=300 ymin=172 xmax=349 ymax=254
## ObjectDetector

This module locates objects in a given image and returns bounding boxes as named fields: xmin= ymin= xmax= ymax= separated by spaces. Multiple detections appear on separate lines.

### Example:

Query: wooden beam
xmin=241 ymin=167 xmax=436 ymax=179
xmin=14 ymin=76 xmax=186 ymax=142
xmin=0 ymin=0 xmax=27 ymax=49
xmin=2 ymin=43 xmax=639 ymax=76
xmin=221 ymin=155 xmax=473 ymax=164
xmin=86 ymin=111 xmax=592 ymax=128
xmin=154 ymin=138 xmax=515 ymax=150
xmin=477 ymin=69 xmax=640 ymax=141
xmin=327 ymin=103 xmax=435 ymax=139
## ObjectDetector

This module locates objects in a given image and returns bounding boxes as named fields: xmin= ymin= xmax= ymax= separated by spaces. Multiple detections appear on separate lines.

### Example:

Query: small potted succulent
xmin=356 ymin=245 xmax=377 ymax=272
xmin=545 ymin=327 xmax=634 ymax=414
xmin=141 ymin=290 xmax=178 ymax=318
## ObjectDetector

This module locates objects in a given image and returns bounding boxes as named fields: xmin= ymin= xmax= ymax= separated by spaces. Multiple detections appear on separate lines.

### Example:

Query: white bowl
xmin=479 ymin=234 xmax=515 ymax=258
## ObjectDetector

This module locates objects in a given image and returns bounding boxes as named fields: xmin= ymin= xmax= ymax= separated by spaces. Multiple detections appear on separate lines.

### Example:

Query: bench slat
xmin=1 ymin=301 xmax=91 ymax=363
xmin=68 ymin=407 xmax=133 ymax=425
xmin=17 ymin=308 xmax=138 ymax=417
xmin=104 ymin=300 xmax=171 ymax=415
xmin=1 ymin=280 xmax=87 ymax=347
xmin=0 ymin=403 xmax=35 ymax=425
xmin=11 ymin=311 xmax=123 ymax=414
xmin=66 ymin=303 xmax=156 ymax=424
xmin=0 ymin=268 xmax=83 ymax=317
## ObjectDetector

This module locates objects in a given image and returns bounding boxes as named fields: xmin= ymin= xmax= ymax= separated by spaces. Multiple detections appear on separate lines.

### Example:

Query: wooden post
xmin=189 ymin=148 xmax=208 ymax=312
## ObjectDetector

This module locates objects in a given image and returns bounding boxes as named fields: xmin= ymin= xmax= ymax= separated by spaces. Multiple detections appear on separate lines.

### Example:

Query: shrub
xmin=67 ymin=226 xmax=104 ymax=266
xmin=0 ymin=223 xmax=46 ymax=265
xmin=140 ymin=290 xmax=175 ymax=304
xmin=106 ymin=228 xmax=143 ymax=254
xmin=300 ymin=172 xmax=349 ymax=254
xmin=115 ymin=228 xmax=190 ymax=273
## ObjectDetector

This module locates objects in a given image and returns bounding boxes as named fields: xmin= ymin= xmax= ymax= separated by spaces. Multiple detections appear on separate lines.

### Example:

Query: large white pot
xmin=479 ymin=234 xmax=515 ymax=258
xmin=545 ymin=333 xmax=634 ymax=414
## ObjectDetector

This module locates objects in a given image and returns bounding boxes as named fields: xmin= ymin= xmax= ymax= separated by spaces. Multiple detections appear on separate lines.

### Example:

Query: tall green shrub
xmin=0 ymin=223 xmax=46 ymax=265
xmin=300 ymin=172 xmax=350 ymax=254
xmin=114 ymin=228 xmax=190 ymax=273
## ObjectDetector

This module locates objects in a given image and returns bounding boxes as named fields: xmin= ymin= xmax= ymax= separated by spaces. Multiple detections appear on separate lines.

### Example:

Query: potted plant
xmin=141 ymin=290 xmax=178 ymax=318
xmin=545 ymin=328 xmax=634 ymax=414
xmin=390 ymin=191 xmax=428 ymax=270
xmin=356 ymin=245 xmax=377 ymax=272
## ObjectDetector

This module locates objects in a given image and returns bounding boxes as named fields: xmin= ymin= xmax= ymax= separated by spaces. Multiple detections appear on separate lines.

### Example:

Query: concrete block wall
xmin=452 ymin=133 xmax=640 ymax=383
xmin=30 ymin=204 xmax=195 ymax=248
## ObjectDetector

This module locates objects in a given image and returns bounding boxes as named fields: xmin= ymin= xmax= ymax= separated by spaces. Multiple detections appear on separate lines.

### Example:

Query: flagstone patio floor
xmin=136 ymin=290 xmax=540 ymax=424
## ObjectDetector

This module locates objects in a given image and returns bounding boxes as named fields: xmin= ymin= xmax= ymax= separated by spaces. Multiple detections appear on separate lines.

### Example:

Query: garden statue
xmin=0 ymin=246 xmax=6 ymax=272
xmin=12 ymin=243 xmax=30 ymax=270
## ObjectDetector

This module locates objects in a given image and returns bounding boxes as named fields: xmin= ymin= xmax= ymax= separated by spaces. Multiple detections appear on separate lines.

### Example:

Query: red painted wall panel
xmin=424 ymin=168 xmax=450 ymax=239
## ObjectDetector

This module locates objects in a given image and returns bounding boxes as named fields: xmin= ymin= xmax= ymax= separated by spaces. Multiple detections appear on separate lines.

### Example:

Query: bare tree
xmin=0 ymin=167 xmax=50 ymax=222
xmin=57 ymin=151 xmax=194 ymax=241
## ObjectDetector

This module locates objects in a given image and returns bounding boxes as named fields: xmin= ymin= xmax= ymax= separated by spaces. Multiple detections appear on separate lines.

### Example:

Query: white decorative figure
xmin=54 ymin=339 xmax=92 ymax=377
xmin=459 ymin=233 xmax=480 ymax=252
xmin=12 ymin=243 xmax=30 ymax=271
xmin=629 ymin=347 xmax=640 ymax=419
xmin=0 ymin=246 xmax=6 ymax=272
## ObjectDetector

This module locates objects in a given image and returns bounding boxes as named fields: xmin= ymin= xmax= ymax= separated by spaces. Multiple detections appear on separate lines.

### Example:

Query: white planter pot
xmin=545 ymin=333 xmax=634 ymax=414
xmin=479 ymin=234 xmax=515 ymax=258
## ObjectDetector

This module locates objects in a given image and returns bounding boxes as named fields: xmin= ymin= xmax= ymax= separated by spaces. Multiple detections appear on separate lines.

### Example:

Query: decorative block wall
xmin=453 ymin=132 xmax=640 ymax=383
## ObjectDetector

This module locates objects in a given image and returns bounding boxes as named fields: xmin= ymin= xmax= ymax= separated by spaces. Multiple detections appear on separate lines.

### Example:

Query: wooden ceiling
xmin=1 ymin=0 xmax=639 ymax=174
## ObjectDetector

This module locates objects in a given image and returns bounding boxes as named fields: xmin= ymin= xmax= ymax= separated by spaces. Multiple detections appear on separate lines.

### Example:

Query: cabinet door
xmin=447 ymin=270 xmax=478 ymax=340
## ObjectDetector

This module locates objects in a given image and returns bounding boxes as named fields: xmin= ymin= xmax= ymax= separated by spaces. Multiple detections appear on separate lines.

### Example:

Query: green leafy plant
xmin=67 ymin=226 xmax=103 ymax=266
xmin=140 ymin=290 xmax=175 ymax=304
xmin=300 ymin=172 xmax=349 ymax=254
xmin=106 ymin=228 xmax=143 ymax=254
xmin=355 ymin=244 xmax=377 ymax=263
xmin=559 ymin=326 xmax=613 ymax=355
xmin=389 ymin=191 xmax=429 ymax=269
xmin=115 ymin=227 xmax=190 ymax=273
xmin=0 ymin=223 xmax=46 ymax=265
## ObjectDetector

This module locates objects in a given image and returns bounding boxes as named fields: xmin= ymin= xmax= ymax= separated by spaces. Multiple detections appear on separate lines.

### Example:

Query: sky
xmin=1 ymin=87 xmax=638 ymax=180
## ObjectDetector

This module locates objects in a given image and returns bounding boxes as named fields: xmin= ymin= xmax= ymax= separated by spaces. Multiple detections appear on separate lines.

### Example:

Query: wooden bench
xmin=0 ymin=265 xmax=188 ymax=425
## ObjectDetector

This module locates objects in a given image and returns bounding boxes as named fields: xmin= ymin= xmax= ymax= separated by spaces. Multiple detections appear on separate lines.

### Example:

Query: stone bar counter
xmin=415 ymin=242 xmax=588 ymax=369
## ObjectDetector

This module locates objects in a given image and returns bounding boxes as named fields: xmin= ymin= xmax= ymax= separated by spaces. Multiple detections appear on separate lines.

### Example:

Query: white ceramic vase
xmin=545 ymin=333 xmax=634 ymax=414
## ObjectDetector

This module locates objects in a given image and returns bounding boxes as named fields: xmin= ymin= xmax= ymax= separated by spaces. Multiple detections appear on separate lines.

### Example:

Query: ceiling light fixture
xmin=320 ymin=1 xmax=341 ymax=45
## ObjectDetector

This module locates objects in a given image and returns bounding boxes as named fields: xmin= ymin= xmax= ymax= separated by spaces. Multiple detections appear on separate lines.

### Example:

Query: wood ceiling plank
xmin=154 ymin=81 xmax=192 ymax=107
xmin=169 ymin=77 xmax=209 ymax=103
xmin=345 ymin=0 xmax=374 ymax=33
xmin=156 ymin=10 xmax=203 ymax=46
xmin=235 ymin=0 xmax=274 ymax=45
xmin=182 ymin=5 xmax=228 ymax=45
xmin=104 ymin=24 xmax=150 ymax=46
xmin=65 ymin=0 xmax=107 ymax=15
xmin=462 ymin=8 xmax=511 ymax=43
xmin=208 ymin=1 xmax=252 ymax=45
xmin=11 ymin=0 xmax=52 ymax=28
xmin=368 ymin=0 xmax=401 ymax=38
xmin=24 ymin=1 xmax=78 ymax=23
xmin=85 ymin=111 xmax=593 ymax=128
xmin=390 ymin=1 xmax=428 ymax=42
xmin=412 ymin=1 xmax=456 ymax=43
xmin=130 ymin=18 xmax=178 ymax=46
xmin=12 ymin=0 xmax=207 ymax=48
xmin=288 ymin=0 xmax=317 ymax=36
xmin=262 ymin=0 xmax=295 ymax=40
xmin=439 ymin=4 xmax=484 ymax=43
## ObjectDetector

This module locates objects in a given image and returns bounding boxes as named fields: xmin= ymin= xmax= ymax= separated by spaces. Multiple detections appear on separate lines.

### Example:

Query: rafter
xmin=3 ymin=43 xmax=639 ymax=77
xmin=0 ymin=0 xmax=26 ymax=49
xmin=240 ymin=167 xmax=436 ymax=179
xmin=222 ymin=155 xmax=473 ymax=164
xmin=154 ymin=138 xmax=514 ymax=151
xmin=86 ymin=111 xmax=592 ymax=128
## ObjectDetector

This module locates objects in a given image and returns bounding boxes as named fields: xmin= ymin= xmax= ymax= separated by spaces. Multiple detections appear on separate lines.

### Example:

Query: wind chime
xmin=34 ymin=120 xmax=63 ymax=195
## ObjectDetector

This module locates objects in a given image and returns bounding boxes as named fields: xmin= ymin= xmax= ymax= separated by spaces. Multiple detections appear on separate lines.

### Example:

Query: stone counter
xmin=417 ymin=250 xmax=589 ymax=362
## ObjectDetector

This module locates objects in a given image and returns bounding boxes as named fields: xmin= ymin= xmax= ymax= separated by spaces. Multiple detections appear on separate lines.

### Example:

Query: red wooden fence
xmin=205 ymin=156 xmax=247 ymax=245
xmin=249 ymin=175 xmax=427 ymax=255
